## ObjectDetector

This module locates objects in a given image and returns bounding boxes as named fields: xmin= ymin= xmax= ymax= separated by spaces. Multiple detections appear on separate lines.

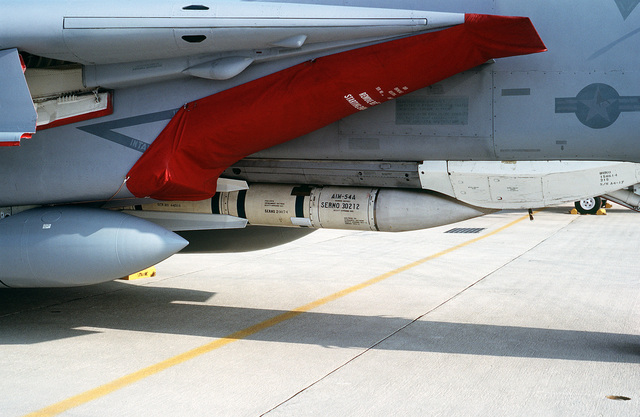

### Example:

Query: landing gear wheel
xmin=575 ymin=197 xmax=602 ymax=215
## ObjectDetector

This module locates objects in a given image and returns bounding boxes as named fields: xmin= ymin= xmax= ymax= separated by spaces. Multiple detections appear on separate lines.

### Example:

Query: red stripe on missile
xmin=127 ymin=14 xmax=546 ymax=200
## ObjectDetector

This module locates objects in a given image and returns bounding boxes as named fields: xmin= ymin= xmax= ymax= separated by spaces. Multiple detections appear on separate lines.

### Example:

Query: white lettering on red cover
xmin=344 ymin=94 xmax=367 ymax=111
xmin=359 ymin=92 xmax=381 ymax=106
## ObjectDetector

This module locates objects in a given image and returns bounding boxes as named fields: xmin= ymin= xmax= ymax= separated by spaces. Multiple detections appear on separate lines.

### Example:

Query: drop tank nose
xmin=0 ymin=207 xmax=187 ymax=288
xmin=115 ymin=213 xmax=189 ymax=273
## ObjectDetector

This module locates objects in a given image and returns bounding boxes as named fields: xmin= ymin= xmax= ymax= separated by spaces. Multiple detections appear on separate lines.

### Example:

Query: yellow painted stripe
xmin=24 ymin=212 xmax=534 ymax=417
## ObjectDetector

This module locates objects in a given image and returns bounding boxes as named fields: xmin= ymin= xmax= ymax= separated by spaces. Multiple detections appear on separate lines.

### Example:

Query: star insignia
xmin=582 ymin=85 xmax=617 ymax=123
xmin=555 ymin=83 xmax=640 ymax=129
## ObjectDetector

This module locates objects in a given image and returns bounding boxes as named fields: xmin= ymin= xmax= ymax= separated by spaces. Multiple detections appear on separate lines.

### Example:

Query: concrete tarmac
xmin=1 ymin=206 xmax=639 ymax=416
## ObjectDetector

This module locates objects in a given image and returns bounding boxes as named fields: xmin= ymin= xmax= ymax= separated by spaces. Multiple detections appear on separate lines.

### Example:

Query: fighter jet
xmin=1 ymin=0 xmax=639 ymax=287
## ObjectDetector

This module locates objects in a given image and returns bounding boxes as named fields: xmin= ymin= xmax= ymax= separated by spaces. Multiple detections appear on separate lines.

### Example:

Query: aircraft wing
xmin=0 ymin=3 xmax=544 ymax=148
xmin=0 ymin=2 xmax=468 ymax=140
xmin=1 ymin=2 xmax=463 ymax=65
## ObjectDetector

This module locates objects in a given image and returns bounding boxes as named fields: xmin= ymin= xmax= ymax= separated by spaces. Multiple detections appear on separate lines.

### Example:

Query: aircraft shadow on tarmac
xmin=1 ymin=283 xmax=638 ymax=364
xmin=177 ymin=226 xmax=315 ymax=253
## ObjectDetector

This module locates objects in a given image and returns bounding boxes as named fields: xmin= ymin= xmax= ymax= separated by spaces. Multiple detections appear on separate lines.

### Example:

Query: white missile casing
xmin=133 ymin=184 xmax=493 ymax=232
xmin=223 ymin=185 xmax=493 ymax=231
xmin=0 ymin=207 xmax=187 ymax=288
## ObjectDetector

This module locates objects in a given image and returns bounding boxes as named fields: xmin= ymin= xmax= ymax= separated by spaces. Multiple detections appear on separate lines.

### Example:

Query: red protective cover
xmin=127 ymin=14 xmax=546 ymax=200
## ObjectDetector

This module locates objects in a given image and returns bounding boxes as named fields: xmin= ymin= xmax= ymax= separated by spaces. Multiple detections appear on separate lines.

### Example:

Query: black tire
xmin=575 ymin=197 xmax=602 ymax=215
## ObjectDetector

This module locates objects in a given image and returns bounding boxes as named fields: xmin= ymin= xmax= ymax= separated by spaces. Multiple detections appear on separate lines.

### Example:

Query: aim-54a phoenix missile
xmin=126 ymin=184 xmax=495 ymax=232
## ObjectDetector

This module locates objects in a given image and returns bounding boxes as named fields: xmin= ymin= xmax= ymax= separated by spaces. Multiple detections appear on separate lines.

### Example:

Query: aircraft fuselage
xmin=1 ymin=0 xmax=639 ymax=206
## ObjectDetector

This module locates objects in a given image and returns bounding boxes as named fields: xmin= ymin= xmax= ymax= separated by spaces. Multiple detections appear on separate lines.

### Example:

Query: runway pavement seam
xmin=259 ymin=271 xmax=496 ymax=416
xmin=259 ymin=212 xmax=563 ymax=415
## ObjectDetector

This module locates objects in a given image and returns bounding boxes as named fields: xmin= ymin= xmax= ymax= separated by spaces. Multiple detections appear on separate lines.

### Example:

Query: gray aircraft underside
xmin=1 ymin=0 xmax=639 ymax=287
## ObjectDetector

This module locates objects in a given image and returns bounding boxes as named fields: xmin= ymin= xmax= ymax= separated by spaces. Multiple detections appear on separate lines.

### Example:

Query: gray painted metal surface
xmin=0 ymin=207 xmax=187 ymax=287
xmin=0 ymin=2 xmax=457 ymax=64
xmin=223 ymin=159 xmax=422 ymax=189
xmin=0 ymin=49 xmax=36 ymax=144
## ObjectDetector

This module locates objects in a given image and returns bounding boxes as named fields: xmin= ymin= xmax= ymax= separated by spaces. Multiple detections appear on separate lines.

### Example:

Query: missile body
xmin=0 ymin=207 xmax=187 ymax=288
xmin=133 ymin=184 xmax=494 ymax=232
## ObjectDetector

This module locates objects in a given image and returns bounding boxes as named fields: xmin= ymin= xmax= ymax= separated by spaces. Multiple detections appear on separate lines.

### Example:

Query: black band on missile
xmin=295 ymin=195 xmax=305 ymax=218
xmin=291 ymin=185 xmax=312 ymax=196
xmin=372 ymin=190 xmax=380 ymax=232
xmin=211 ymin=193 xmax=220 ymax=214
xmin=236 ymin=190 xmax=247 ymax=219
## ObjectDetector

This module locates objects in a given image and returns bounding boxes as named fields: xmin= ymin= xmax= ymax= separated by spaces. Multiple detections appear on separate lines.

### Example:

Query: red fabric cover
xmin=127 ymin=14 xmax=546 ymax=200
